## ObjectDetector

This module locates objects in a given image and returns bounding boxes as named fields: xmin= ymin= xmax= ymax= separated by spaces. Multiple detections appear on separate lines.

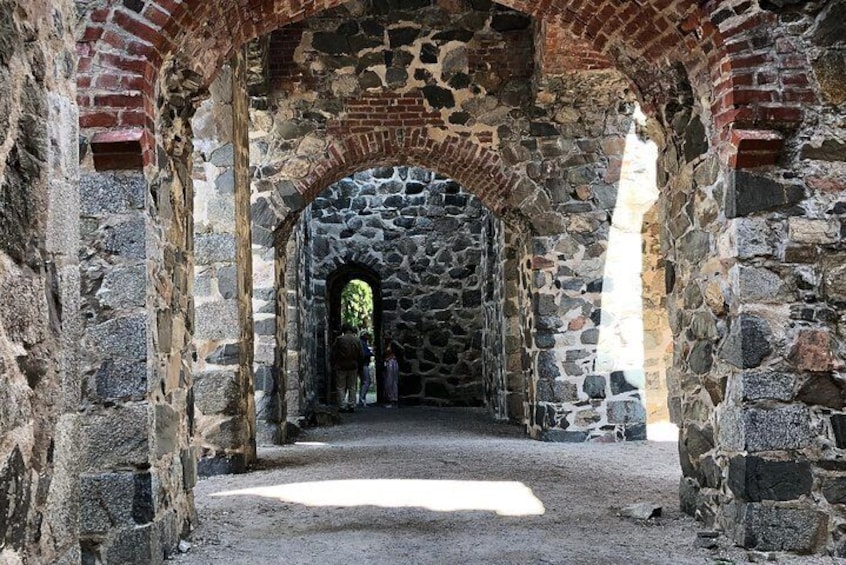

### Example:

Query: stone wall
xmin=191 ymin=50 xmax=259 ymax=473
xmin=674 ymin=2 xmax=846 ymax=553
xmin=292 ymin=167 xmax=501 ymax=408
xmin=0 ymin=1 xmax=80 ymax=562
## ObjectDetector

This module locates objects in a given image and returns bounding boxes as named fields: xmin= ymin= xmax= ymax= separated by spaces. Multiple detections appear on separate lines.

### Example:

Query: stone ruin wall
xmin=0 ymin=1 xmax=80 ymax=562
xmin=291 ymin=167 xmax=502 ymax=408
xmin=243 ymin=1 xmax=657 ymax=439
xmin=665 ymin=1 xmax=846 ymax=552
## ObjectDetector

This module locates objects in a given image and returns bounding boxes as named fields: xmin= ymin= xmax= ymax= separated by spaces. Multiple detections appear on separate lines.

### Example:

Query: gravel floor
xmin=172 ymin=406 xmax=842 ymax=565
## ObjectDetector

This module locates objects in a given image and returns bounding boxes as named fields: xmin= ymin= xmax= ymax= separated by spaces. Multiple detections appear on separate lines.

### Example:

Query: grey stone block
xmin=542 ymin=429 xmax=588 ymax=442
xmin=80 ymin=172 xmax=145 ymax=215
xmin=194 ymin=300 xmax=239 ymax=340
xmin=155 ymin=404 xmax=178 ymax=458
xmin=733 ymin=265 xmax=784 ymax=303
xmin=194 ymin=371 xmax=240 ymax=415
xmin=738 ymin=504 xmax=827 ymax=553
xmin=583 ymin=375 xmax=606 ymax=399
xmin=744 ymin=405 xmax=814 ymax=452
xmin=93 ymin=359 xmax=147 ymax=401
xmin=86 ymin=314 xmax=146 ymax=361
xmin=98 ymin=265 xmax=146 ymax=310
xmin=104 ymin=523 xmax=161 ymax=565
xmin=741 ymin=371 xmax=795 ymax=402
xmin=217 ymin=265 xmax=237 ymax=299
xmin=607 ymin=400 xmax=647 ymax=425
xmin=181 ymin=447 xmax=198 ymax=490
xmin=718 ymin=315 xmax=773 ymax=369
xmin=83 ymin=404 xmax=152 ymax=471
xmin=103 ymin=216 xmax=145 ymax=259
xmin=195 ymin=233 xmax=236 ymax=265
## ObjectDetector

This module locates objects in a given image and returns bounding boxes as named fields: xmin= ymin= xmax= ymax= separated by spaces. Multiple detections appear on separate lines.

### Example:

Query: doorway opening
xmin=327 ymin=264 xmax=383 ymax=404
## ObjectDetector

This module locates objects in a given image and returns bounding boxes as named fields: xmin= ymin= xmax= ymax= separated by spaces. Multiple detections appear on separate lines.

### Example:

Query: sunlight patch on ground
xmin=647 ymin=422 xmax=679 ymax=442
xmin=211 ymin=479 xmax=546 ymax=516
xmin=294 ymin=441 xmax=329 ymax=447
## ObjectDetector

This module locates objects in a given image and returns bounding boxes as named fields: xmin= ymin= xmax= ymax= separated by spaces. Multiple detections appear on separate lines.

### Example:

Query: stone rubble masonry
xmin=1 ymin=0 xmax=836 ymax=560
xmin=191 ymin=49 xmax=258 ymax=474
xmin=1 ymin=0 xmax=81 ymax=563
xmin=291 ymin=167 xmax=501 ymax=408
xmin=75 ymin=0 xmax=810 ymax=160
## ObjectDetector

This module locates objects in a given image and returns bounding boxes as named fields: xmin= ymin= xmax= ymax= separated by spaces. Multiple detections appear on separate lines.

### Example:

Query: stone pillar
xmin=191 ymin=49 xmax=256 ymax=474
xmin=502 ymin=220 xmax=533 ymax=425
xmin=641 ymin=205 xmax=673 ymax=429
xmin=1 ymin=1 xmax=81 ymax=562
xmin=481 ymin=214 xmax=507 ymax=418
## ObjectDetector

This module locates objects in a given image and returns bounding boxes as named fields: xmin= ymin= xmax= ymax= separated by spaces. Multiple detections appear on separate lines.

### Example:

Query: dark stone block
xmin=625 ymin=423 xmax=647 ymax=441
xmin=801 ymin=139 xmax=846 ymax=161
xmin=490 ymin=13 xmax=531 ymax=32
xmin=360 ymin=19 xmax=384 ymax=37
xmin=530 ymin=122 xmax=559 ymax=137
xmin=198 ymin=453 xmax=247 ymax=477
xmin=797 ymin=375 xmax=845 ymax=409
xmin=684 ymin=116 xmax=708 ymax=163
xmin=831 ymin=414 xmax=846 ymax=448
xmin=688 ymin=341 xmax=714 ymax=374
xmin=718 ymin=314 xmax=773 ymax=369
xmin=105 ymin=524 xmax=161 ymax=565
xmin=424 ymin=381 xmax=450 ymax=399
xmin=822 ymin=476 xmax=846 ymax=504
xmin=422 ymin=84 xmax=455 ymax=109
xmin=610 ymin=371 xmax=639 ymax=394
xmin=312 ymin=32 xmax=350 ymax=55
xmin=449 ymin=74 xmax=471 ymax=89
xmin=386 ymin=67 xmax=408 ymax=86
xmin=537 ymin=351 xmax=560 ymax=380
xmin=420 ymin=43 xmax=439 ymax=63
xmin=583 ymin=375 xmax=606 ymax=399
xmin=132 ymin=472 xmax=154 ymax=524
xmin=728 ymin=456 xmax=813 ymax=502
xmin=812 ymin=1 xmax=846 ymax=46
xmin=388 ymin=27 xmax=419 ymax=48
xmin=462 ymin=290 xmax=481 ymax=307
xmin=0 ymin=447 xmax=28 ymax=551
xmin=726 ymin=171 xmax=805 ymax=219
xmin=432 ymin=29 xmax=475 ymax=43
xmin=535 ymin=332 xmax=555 ymax=349
xmin=181 ymin=448 xmax=197 ymax=490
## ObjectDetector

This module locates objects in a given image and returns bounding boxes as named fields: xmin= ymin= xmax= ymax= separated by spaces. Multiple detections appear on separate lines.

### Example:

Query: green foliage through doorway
xmin=341 ymin=279 xmax=373 ymax=332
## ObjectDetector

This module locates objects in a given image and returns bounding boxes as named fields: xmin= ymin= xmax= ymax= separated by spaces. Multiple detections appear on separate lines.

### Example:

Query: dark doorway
xmin=326 ymin=263 xmax=383 ymax=404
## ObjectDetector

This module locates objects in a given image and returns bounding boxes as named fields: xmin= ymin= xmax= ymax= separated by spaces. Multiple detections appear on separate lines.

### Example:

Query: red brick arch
xmin=286 ymin=128 xmax=519 ymax=223
xmin=77 ymin=0 xmax=808 ymax=169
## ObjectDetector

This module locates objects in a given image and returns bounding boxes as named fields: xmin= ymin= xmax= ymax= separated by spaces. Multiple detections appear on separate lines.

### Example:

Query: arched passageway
xmin=4 ymin=0 xmax=845 ymax=562
xmin=326 ymin=264 xmax=383 ymax=404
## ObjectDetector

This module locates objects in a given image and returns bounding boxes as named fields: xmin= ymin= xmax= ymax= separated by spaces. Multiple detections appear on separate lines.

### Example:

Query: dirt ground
xmin=172 ymin=407 xmax=843 ymax=565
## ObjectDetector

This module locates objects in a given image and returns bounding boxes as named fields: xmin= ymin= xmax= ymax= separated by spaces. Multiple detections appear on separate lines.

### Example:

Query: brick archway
xmin=77 ymin=0 xmax=807 ymax=167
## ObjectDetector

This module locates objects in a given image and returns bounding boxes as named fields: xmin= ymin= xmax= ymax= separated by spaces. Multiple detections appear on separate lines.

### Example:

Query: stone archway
xmin=71 ymin=0 xmax=846 ymax=559
xmin=326 ymin=262 xmax=384 ymax=404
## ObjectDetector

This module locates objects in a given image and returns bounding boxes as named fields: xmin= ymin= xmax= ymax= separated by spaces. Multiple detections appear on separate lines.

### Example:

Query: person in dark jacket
xmin=332 ymin=323 xmax=362 ymax=412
